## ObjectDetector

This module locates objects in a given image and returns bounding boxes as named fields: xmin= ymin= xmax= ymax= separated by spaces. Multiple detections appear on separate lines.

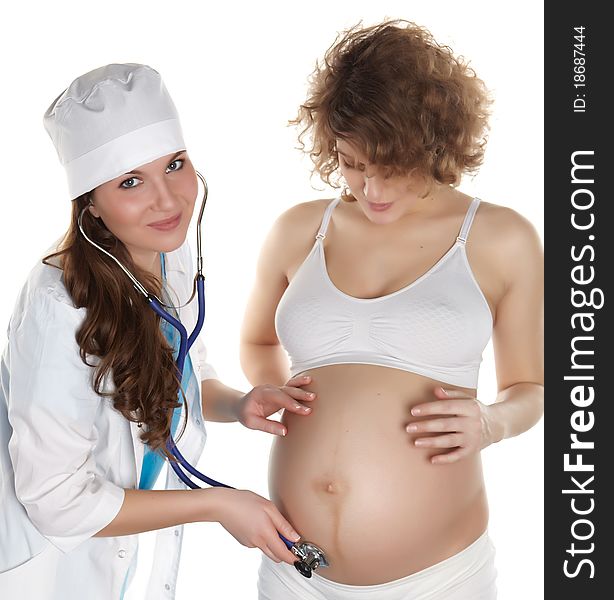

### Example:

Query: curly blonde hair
xmin=290 ymin=19 xmax=493 ymax=197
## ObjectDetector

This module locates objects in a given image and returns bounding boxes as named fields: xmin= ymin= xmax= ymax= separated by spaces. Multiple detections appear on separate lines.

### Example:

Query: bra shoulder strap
xmin=315 ymin=196 xmax=341 ymax=240
xmin=456 ymin=197 xmax=481 ymax=244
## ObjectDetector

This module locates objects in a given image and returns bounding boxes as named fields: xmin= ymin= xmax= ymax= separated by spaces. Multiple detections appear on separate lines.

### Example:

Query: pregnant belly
xmin=269 ymin=364 xmax=489 ymax=585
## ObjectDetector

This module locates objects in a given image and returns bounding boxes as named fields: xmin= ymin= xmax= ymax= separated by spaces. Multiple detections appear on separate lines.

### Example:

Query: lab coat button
xmin=165 ymin=583 xmax=171 ymax=590
xmin=174 ymin=529 xmax=180 ymax=536
xmin=118 ymin=549 xmax=127 ymax=558
xmin=196 ymin=419 xmax=201 ymax=425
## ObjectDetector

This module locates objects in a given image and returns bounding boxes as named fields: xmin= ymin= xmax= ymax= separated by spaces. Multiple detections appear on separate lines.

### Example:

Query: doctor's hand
xmin=405 ymin=386 xmax=500 ymax=465
xmin=211 ymin=487 xmax=301 ymax=564
xmin=236 ymin=375 xmax=315 ymax=436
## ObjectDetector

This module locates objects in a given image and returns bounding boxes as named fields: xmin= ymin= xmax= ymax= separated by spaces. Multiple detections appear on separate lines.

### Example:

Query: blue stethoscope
xmin=77 ymin=171 xmax=328 ymax=578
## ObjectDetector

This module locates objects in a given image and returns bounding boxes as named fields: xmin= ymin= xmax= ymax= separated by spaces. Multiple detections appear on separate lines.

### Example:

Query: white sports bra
xmin=274 ymin=196 xmax=494 ymax=388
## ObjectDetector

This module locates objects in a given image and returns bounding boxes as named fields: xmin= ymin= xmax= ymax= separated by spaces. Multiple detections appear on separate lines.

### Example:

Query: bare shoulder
xmin=259 ymin=198 xmax=335 ymax=277
xmin=471 ymin=199 xmax=543 ymax=296
xmin=267 ymin=198 xmax=333 ymax=249
xmin=271 ymin=198 xmax=333 ymax=233
xmin=474 ymin=199 xmax=543 ymax=256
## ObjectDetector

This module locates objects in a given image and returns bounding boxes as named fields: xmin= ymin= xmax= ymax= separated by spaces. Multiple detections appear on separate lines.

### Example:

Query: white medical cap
xmin=43 ymin=63 xmax=186 ymax=200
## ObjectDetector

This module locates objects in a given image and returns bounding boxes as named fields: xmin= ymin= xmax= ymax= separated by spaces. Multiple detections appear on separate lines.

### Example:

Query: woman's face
xmin=88 ymin=150 xmax=197 ymax=274
xmin=336 ymin=138 xmax=431 ymax=225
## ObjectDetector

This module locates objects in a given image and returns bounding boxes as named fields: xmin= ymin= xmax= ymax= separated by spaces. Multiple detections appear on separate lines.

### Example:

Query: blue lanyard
xmin=138 ymin=253 xmax=191 ymax=490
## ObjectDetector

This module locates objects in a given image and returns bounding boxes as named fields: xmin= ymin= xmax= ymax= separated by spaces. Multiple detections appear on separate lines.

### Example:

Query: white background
xmin=0 ymin=1 xmax=543 ymax=598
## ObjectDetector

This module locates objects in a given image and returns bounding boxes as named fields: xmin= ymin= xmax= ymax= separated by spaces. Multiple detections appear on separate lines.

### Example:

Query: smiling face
xmin=336 ymin=138 xmax=436 ymax=225
xmin=88 ymin=150 xmax=197 ymax=276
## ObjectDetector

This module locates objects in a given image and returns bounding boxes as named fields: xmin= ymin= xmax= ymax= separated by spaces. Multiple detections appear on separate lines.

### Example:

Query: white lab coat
xmin=0 ymin=236 xmax=218 ymax=599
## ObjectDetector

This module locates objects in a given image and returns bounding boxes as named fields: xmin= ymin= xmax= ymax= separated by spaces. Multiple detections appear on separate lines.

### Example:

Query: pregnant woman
xmin=240 ymin=19 xmax=544 ymax=600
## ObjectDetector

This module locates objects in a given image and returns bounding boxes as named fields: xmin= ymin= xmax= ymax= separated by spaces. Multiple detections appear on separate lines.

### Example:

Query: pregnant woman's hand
xmin=406 ymin=386 xmax=499 ymax=464
xmin=212 ymin=488 xmax=301 ymax=564
xmin=237 ymin=375 xmax=315 ymax=436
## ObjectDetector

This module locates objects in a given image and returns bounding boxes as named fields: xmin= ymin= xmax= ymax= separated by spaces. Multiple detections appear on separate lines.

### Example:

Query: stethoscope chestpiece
xmin=291 ymin=541 xmax=329 ymax=578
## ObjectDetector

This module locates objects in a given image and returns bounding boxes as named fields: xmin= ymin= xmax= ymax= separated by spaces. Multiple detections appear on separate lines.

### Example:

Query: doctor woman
xmin=0 ymin=63 xmax=313 ymax=599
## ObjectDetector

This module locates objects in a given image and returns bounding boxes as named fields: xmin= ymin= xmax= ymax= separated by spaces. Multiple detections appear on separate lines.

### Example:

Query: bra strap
xmin=457 ymin=197 xmax=481 ymax=244
xmin=316 ymin=196 xmax=341 ymax=240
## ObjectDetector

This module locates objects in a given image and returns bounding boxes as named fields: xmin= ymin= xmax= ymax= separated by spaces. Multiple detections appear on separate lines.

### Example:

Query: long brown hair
xmin=42 ymin=193 xmax=188 ymax=462
xmin=290 ymin=19 xmax=492 ymax=196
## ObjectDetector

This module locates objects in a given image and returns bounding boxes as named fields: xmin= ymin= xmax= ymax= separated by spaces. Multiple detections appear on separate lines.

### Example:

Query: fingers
xmin=265 ymin=508 xmax=301 ymax=564
xmin=285 ymin=374 xmax=313 ymax=388
xmin=281 ymin=385 xmax=316 ymax=405
xmin=244 ymin=415 xmax=287 ymax=436
xmin=262 ymin=545 xmax=281 ymax=563
xmin=434 ymin=386 xmax=473 ymax=399
xmin=283 ymin=375 xmax=317 ymax=409
xmin=268 ymin=507 xmax=300 ymax=545
xmin=280 ymin=392 xmax=313 ymax=415
xmin=406 ymin=417 xmax=464 ymax=434
xmin=414 ymin=433 xmax=463 ymax=448
xmin=406 ymin=389 xmax=483 ymax=466
xmin=273 ymin=384 xmax=315 ymax=416
xmin=263 ymin=544 xmax=298 ymax=565
xmin=262 ymin=542 xmax=296 ymax=564
xmin=411 ymin=396 xmax=479 ymax=417
xmin=267 ymin=536 xmax=299 ymax=565
xmin=430 ymin=447 xmax=470 ymax=465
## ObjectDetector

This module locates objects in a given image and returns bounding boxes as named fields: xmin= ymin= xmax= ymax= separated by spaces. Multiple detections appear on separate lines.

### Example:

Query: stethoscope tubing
xmin=78 ymin=171 xmax=296 ymax=551
xmin=146 ymin=219 xmax=295 ymax=551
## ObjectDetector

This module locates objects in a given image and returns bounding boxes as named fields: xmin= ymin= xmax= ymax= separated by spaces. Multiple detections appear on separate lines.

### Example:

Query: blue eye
xmin=119 ymin=158 xmax=185 ymax=189
xmin=120 ymin=177 xmax=141 ymax=189
xmin=167 ymin=158 xmax=184 ymax=172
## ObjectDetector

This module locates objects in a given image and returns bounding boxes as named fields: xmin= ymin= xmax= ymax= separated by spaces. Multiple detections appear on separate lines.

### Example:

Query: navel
xmin=314 ymin=478 xmax=344 ymax=495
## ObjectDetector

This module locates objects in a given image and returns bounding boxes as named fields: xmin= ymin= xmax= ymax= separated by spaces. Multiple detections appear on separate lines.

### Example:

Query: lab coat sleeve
xmin=183 ymin=239 xmax=219 ymax=382
xmin=7 ymin=288 xmax=125 ymax=554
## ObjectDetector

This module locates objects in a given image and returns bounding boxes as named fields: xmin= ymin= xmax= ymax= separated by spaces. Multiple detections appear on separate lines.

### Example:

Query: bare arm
xmin=93 ymin=486 xmax=300 ymax=564
xmin=488 ymin=382 xmax=544 ymax=442
xmin=240 ymin=204 xmax=318 ymax=387
xmin=487 ymin=209 xmax=545 ymax=441
xmin=240 ymin=343 xmax=291 ymax=388
xmin=201 ymin=378 xmax=244 ymax=423
xmin=93 ymin=487 xmax=221 ymax=537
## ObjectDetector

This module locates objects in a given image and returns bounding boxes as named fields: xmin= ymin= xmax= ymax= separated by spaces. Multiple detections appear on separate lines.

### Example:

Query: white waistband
xmin=311 ymin=529 xmax=494 ymax=592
